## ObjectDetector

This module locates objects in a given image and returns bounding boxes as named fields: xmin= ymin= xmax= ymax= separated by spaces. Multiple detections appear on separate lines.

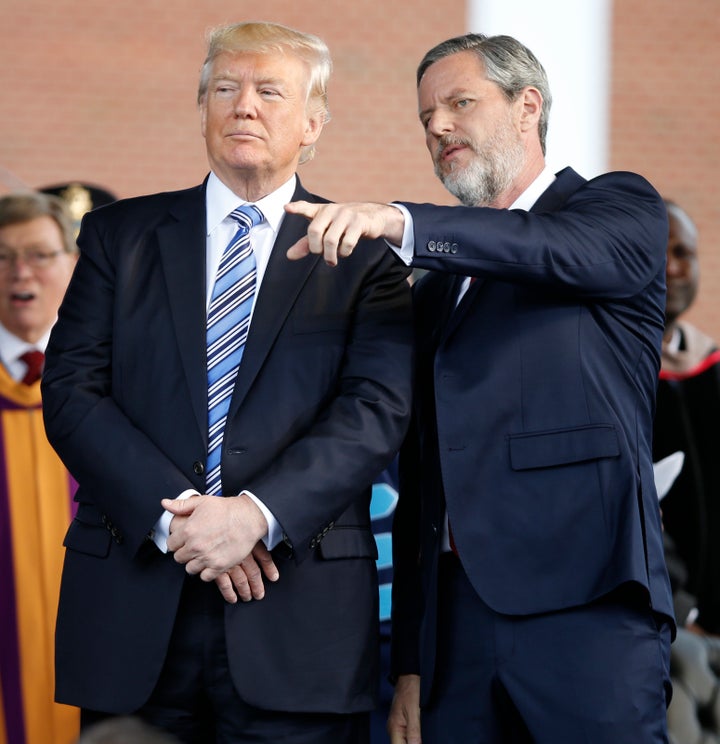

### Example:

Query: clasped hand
xmin=163 ymin=494 xmax=278 ymax=604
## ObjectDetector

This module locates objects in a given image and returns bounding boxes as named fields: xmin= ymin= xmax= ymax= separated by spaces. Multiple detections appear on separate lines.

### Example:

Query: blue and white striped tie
xmin=206 ymin=204 xmax=263 ymax=495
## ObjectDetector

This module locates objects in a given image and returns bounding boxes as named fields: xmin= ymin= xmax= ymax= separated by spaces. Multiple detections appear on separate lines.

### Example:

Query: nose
xmin=232 ymin=87 xmax=258 ymax=118
xmin=10 ymin=255 xmax=34 ymax=279
xmin=665 ymin=249 xmax=682 ymax=277
xmin=425 ymin=109 xmax=454 ymax=138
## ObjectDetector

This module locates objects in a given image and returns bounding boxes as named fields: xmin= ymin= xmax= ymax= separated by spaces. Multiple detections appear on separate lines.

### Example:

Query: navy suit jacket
xmin=390 ymin=168 xmax=675 ymax=702
xmin=42 ymin=178 xmax=413 ymax=714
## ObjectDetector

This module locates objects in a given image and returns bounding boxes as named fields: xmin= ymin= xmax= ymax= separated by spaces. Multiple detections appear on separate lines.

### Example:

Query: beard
xmin=434 ymin=118 xmax=525 ymax=207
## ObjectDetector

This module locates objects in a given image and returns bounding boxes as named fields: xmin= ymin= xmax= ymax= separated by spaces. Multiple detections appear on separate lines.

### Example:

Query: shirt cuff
xmin=385 ymin=203 xmax=414 ymax=265
xmin=243 ymin=490 xmax=283 ymax=550
xmin=152 ymin=488 xmax=197 ymax=553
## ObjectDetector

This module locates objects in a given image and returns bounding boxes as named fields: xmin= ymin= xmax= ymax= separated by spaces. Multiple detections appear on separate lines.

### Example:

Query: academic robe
xmin=654 ymin=320 xmax=720 ymax=632
xmin=0 ymin=364 xmax=79 ymax=744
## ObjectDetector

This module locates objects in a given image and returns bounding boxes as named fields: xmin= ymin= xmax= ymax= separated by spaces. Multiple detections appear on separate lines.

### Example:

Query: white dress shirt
xmin=0 ymin=322 xmax=51 ymax=381
xmin=153 ymin=172 xmax=294 ymax=552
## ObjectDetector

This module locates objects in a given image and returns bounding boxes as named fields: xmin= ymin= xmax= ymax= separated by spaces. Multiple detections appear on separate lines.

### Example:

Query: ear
xmin=199 ymin=98 xmax=208 ymax=138
xmin=301 ymin=111 xmax=325 ymax=147
xmin=518 ymin=86 xmax=542 ymax=135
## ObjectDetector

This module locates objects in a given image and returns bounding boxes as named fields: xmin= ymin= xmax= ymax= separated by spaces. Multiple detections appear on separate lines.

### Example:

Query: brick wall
xmin=612 ymin=0 xmax=720 ymax=339
xmin=2 ymin=0 xmax=718 ymax=337
xmin=0 ymin=0 xmax=460 ymax=206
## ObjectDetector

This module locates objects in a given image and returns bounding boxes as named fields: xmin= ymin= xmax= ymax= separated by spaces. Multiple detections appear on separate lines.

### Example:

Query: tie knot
xmin=229 ymin=204 xmax=264 ymax=231
xmin=20 ymin=349 xmax=44 ymax=385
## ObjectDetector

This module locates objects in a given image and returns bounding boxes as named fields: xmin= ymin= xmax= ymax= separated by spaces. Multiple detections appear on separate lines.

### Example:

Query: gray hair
xmin=417 ymin=33 xmax=552 ymax=155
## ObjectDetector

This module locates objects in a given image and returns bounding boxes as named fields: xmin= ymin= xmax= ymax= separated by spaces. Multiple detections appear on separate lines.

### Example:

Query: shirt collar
xmin=509 ymin=165 xmax=557 ymax=211
xmin=205 ymin=171 xmax=297 ymax=236
xmin=665 ymin=325 xmax=683 ymax=354
xmin=0 ymin=322 xmax=50 ymax=362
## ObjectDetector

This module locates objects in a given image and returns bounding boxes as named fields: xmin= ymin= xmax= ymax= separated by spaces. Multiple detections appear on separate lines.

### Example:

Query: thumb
xmin=161 ymin=496 xmax=198 ymax=515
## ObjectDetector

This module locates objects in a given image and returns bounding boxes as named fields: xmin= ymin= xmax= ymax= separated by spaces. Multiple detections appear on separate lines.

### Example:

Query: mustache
xmin=436 ymin=135 xmax=476 ymax=160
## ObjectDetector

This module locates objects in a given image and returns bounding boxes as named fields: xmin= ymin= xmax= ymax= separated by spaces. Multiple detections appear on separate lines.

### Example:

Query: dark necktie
xmin=20 ymin=349 xmax=44 ymax=385
xmin=205 ymin=204 xmax=263 ymax=495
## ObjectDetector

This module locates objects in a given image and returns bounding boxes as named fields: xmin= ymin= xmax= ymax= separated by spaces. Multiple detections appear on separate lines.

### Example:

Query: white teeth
xmin=13 ymin=293 xmax=33 ymax=301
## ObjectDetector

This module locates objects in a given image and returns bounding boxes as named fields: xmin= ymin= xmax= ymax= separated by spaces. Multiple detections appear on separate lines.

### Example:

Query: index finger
xmin=284 ymin=200 xmax=320 ymax=220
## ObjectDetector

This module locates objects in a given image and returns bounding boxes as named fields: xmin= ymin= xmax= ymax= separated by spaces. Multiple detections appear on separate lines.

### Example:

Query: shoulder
xmin=545 ymin=167 xmax=663 ymax=209
xmin=83 ymin=184 xmax=205 ymax=229
xmin=76 ymin=185 xmax=207 ymax=256
xmin=548 ymin=169 xmax=667 ymax=245
xmin=573 ymin=170 xmax=664 ymax=216
xmin=586 ymin=169 xmax=662 ymax=199
xmin=291 ymin=179 xmax=330 ymax=207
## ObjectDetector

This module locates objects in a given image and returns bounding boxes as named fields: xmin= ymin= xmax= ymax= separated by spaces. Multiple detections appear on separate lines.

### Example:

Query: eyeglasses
xmin=0 ymin=250 xmax=66 ymax=271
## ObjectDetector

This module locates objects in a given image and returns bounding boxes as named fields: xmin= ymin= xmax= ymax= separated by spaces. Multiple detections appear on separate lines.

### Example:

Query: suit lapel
xmin=156 ymin=184 xmax=209 ymax=439
xmin=531 ymin=166 xmax=584 ymax=213
xmin=442 ymin=274 xmax=484 ymax=342
xmin=228 ymin=183 xmax=323 ymax=415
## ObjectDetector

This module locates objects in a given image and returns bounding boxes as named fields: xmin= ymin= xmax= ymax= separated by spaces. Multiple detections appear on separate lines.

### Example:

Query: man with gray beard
xmin=286 ymin=32 xmax=674 ymax=744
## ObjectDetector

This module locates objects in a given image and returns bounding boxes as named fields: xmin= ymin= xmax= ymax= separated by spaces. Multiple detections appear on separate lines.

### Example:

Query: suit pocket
xmin=63 ymin=504 xmax=111 ymax=558
xmin=318 ymin=526 xmax=379 ymax=560
xmin=508 ymin=424 xmax=619 ymax=471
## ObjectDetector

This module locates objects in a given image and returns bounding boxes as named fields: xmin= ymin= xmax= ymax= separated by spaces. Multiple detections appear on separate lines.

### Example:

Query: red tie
xmin=20 ymin=349 xmax=44 ymax=385
xmin=448 ymin=519 xmax=460 ymax=558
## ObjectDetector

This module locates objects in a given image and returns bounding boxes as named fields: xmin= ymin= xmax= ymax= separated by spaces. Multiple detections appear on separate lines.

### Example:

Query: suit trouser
xmin=421 ymin=553 xmax=672 ymax=744
xmin=82 ymin=576 xmax=369 ymax=744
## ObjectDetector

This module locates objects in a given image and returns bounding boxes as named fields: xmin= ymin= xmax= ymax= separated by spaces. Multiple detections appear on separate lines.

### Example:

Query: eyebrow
xmin=0 ymin=242 xmax=58 ymax=252
xmin=211 ymin=73 xmax=287 ymax=89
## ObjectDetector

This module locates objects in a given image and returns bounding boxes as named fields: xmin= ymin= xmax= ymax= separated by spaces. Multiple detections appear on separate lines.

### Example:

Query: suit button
xmin=427 ymin=241 xmax=436 ymax=252
xmin=451 ymin=243 xmax=458 ymax=254
xmin=193 ymin=461 xmax=205 ymax=475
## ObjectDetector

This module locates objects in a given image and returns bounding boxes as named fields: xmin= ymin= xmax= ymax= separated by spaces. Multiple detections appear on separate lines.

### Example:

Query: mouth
xmin=11 ymin=291 xmax=35 ymax=305
xmin=441 ymin=144 xmax=465 ymax=160
xmin=226 ymin=131 xmax=260 ymax=140
xmin=436 ymin=138 xmax=471 ymax=168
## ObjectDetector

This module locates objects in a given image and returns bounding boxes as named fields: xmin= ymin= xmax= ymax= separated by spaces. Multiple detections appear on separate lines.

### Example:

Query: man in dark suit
xmin=41 ymin=21 xmax=412 ymax=744
xmin=286 ymin=32 xmax=674 ymax=744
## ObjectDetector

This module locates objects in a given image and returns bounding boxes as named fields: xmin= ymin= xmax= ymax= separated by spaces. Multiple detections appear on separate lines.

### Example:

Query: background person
xmin=0 ymin=190 xmax=79 ymax=744
xmin=39 ymin=182 xmax=117 ymax=240
xmin=42 ymin=21 xmax=412 ymax=743
xmin=654 ymin=199 xmax=720 ymax=636
xmin=286 ymin=31 xmax=674 ymax=744
xmin=652 ymin=200 xmax=720 ymax=744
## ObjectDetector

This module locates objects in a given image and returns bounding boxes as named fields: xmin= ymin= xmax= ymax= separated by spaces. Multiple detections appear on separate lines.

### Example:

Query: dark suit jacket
xmin=389 ymin=167 xmax=675 ymax=703
xmin=42 ymin=178 xmax=413 ymax=714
